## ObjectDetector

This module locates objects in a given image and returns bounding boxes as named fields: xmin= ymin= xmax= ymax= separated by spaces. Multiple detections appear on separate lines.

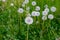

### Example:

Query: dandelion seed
xmin=50 ymin=6 xmax=56 ymax=12
xmin=25 ymin=17 xmax=33 ymax=24
xmin=18 ymin=8 xmax=24 ymax=13
xmin=35 ymin=6 xmax=40 ymax=11
xmin=32 ymin=1 xmax=36 ymax=6
xmin=42 ymin=11 xmax=48 ymax=16
xmin=48 ymin=14 xmax=54 ymax=19
xmin=42 ymin=16 xmax=47 ymax=20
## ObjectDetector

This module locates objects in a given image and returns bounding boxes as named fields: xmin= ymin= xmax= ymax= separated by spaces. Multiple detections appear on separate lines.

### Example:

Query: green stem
xmin=27 ymin=25 xmax=29 ymax=40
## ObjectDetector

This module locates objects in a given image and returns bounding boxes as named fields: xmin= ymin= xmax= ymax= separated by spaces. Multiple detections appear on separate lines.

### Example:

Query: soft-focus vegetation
xmin=0 ymin=0 xmax=60 ymax=40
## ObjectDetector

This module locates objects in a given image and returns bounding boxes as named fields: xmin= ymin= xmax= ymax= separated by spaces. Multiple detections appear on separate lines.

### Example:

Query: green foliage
xmin=0 ymin=0 xmax=60 ymax=40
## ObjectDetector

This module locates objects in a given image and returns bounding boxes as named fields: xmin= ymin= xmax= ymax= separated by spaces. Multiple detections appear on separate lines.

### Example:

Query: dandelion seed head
xmin=42 ymin=11 xmax=48 ymax=16
xmin=51 ymin=6 xmax=56 ymax=12
xmin=35 ymin=12 xmax=40 ymax=16
xmin=31 ymin=11 xmax=40 ymax=16
xmin=32 ymin=1 xmax=36 ymax=6
xmin=42 ymin=16 xmax=47 ymax=20
xmin=25 ymin=17 xmax=33 ymax=24
xmin=24 ymin=0 xmax=29 ymax=4
xmin=44 ymin=8 xmax=49 ymax=12
xmin=48 ymin=14 xmax=54 ymax=19
xmin=35 ymin=6 xmax=40 ymax=11
xmin=31 ymin=11 xmax=36 ymax=16
xmin=18 ymin=8 xmax=24 ymax=13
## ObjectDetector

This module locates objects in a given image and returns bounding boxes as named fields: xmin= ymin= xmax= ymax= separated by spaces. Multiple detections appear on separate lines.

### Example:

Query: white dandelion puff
xmin=50 ymin=6 xmax=56 ymax=12
xmin=42 ymin=11 xmax=48 ymax=16
xmin=35 ymin=12 xmax=40 ymax=16
xmin=42 ymin=16 xmax=47 ymax=20
xmin=31 ymin=11 xmax=36 ymax=16
xmin=25 ymin=17 xmax=33 ymax=24
xmin=44 ymin=8 xmax=49 ymax=12
xmin=31 ymin=11 xmax=40 ymax=16
xmin=32 ymin=1 xmax=36 ymax=6
xmin=48 ymin=14 xmax=54 ymax=19
xmin=24 ymin=0 xmax=29 ymax=4
xmin=18 ymin=8 xmax=24 ymax=13
xmin=35 ymin=6 xmax=40 ymax=11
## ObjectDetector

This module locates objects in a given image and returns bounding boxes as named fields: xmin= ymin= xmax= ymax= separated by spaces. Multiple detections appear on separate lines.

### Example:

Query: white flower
xmin=35 ymin=12 xmax=40 ymax=16
xmin=32 ymin=1 xmax=36 ymax=6
xmin=24 ymin=0 xmax=29 ymax=4
xmin=35 ymin=6 xmax=40 ymax=11
xmin=48 ymin=14 xmax=54 ymax=19
xmin=44 ymin=8 xmax=49 ymax=12
xmin=31 ymin=11 xmax=40 ymax=16
xmin=50 ymin=6 xmax=56 ymax=12
xmin=42 ymin=11 xmax=48 ymax=16
xmin=42 ymin=16 xmax=47 ymax=20
xmin=31 ymin=11 xmax=36 ymax=16
xmin=2 ymin=0 xmax=6 ymax=2
xmin=18 ymin=8 xmax=24 ymax=13
xmin=25 ymin=17 xmax=33 ymax=24
xmin=10 ymin=3 xmax=14 ymax=6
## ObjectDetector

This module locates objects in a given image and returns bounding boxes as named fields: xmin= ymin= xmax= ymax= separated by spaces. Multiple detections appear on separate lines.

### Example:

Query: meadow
xmin=0 ymin=0 xmax=60 ymax=40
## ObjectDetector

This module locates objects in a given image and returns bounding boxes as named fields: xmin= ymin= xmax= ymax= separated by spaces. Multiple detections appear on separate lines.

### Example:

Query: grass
xmin=0 ymin=0 xmax=60 ymax=40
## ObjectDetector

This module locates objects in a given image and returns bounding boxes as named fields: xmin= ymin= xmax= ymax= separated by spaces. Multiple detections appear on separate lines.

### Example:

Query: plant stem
xmin=26 ymin=25 xmax=29 ymax=40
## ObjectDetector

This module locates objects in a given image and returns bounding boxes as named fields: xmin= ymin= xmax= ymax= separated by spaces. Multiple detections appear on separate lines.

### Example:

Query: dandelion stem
xmin=26 ymin=25 xmax=29 ymax=40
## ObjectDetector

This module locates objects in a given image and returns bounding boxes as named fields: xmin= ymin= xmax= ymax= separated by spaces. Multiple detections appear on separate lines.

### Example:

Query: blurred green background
xmin=0 ymin=0 xmax=60 ymax=40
